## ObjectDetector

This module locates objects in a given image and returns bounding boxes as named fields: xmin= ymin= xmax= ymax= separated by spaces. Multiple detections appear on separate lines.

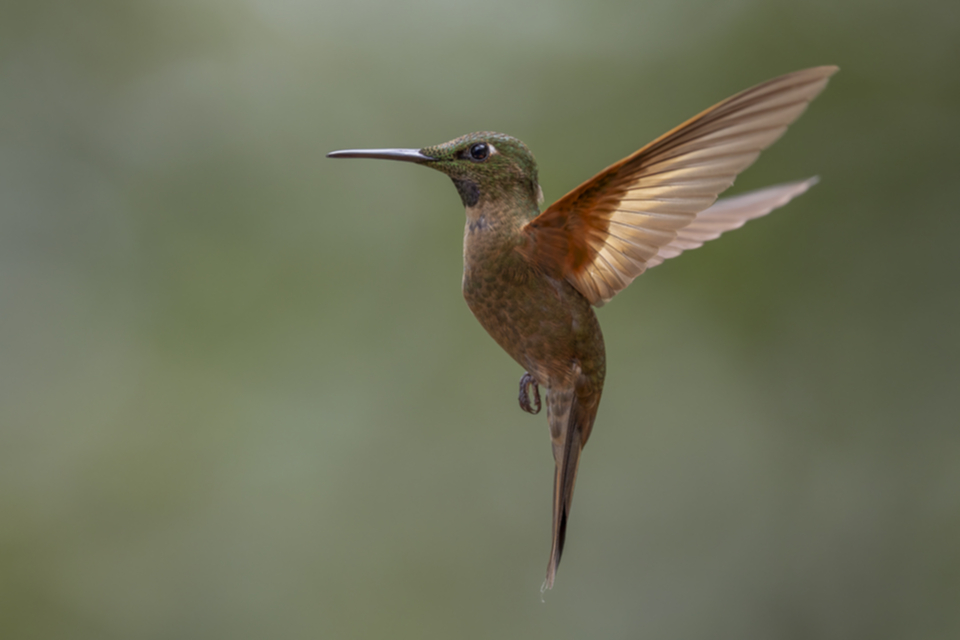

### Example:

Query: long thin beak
xmin=326 ymin=148 xmax=434 ymax=163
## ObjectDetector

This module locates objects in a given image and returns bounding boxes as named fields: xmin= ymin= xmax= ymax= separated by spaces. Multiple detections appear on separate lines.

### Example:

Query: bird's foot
xmin=519 ymin=372 xmax=542 ymax=414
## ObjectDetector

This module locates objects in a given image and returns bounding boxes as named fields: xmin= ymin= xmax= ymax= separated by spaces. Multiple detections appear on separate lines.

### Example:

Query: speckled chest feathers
xmin=460 ymin=197 xmax=606 ymax=391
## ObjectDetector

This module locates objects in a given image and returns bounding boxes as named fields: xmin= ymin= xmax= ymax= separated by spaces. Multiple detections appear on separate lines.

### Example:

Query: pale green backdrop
xmin=2 ymin=0 xmax=958 ymax=638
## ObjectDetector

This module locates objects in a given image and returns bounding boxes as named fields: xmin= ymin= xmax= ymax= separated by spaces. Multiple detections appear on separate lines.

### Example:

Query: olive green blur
xmin=1 ymin=1 xmax=958 ymax=639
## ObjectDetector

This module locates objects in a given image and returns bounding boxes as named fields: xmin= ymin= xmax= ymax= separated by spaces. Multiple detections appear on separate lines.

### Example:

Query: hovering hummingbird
xmin=328 ymin=66 xmax=838 ymax=590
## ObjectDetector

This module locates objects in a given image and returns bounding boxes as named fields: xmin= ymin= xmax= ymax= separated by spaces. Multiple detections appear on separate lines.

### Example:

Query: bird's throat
xmin=451 ymin=178 xmax=480 ymax=208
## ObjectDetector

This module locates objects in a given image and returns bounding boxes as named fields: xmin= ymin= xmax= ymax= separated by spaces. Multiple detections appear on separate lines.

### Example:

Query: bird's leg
xmin=519 ymin=372 xmax=542 ymax=415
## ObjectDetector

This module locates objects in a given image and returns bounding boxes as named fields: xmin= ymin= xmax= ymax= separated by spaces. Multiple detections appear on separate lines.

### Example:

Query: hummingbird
xmin=328 ymin=66 xmax=838 ymax=590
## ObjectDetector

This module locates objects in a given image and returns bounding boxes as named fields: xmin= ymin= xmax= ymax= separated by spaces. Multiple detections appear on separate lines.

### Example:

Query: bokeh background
xmin=2 ymin=0 xmax=959 ymax=638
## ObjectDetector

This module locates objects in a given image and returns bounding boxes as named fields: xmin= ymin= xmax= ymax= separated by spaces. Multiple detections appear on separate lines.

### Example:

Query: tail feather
xmin=543 ymin=371 xmax=600 ymax=590
xmin=544 ymin=412 xmax=583 ymax=590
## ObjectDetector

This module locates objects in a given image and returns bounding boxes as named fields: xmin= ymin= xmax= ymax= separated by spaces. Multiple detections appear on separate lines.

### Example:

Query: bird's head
xmin=328 ymin=132 xmax=542 ymax=212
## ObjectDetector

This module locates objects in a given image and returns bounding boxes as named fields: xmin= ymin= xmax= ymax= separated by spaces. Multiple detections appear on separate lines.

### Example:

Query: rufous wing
xmin=518 ymin=66 xmax=838 ymax=306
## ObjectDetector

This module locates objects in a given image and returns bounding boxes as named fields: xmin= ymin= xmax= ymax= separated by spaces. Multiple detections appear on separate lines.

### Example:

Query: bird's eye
xmin=469 ymin=143 xmax=489 ymax=161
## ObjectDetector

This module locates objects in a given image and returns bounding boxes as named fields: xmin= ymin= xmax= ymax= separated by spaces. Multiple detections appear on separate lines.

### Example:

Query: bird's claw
xmin=519 ymin=372 xmax=542 ymax=414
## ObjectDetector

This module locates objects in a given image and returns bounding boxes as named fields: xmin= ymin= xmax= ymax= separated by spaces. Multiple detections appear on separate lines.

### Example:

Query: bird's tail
xmin=543 ymin=372 xmax=600 ymax=591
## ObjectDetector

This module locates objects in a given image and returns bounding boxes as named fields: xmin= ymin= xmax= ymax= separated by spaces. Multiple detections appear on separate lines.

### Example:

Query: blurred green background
xmin=2 ymin=0 xmax=958 ymax=638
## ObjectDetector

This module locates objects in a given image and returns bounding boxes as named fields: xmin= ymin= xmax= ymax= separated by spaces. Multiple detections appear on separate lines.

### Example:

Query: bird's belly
xmin=462 ymin=265 xmax=604 ymax=387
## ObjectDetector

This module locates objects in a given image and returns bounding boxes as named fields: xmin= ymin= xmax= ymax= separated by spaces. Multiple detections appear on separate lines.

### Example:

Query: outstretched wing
xmin=518 ymin=66 xmax=838 ymax=306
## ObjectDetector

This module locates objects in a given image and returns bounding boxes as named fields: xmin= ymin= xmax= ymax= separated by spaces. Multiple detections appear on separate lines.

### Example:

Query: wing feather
xmin=517 ymin=66 xmax=837 ymax=306
xmin=645 ymin=177 xmax=819 ymax=268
